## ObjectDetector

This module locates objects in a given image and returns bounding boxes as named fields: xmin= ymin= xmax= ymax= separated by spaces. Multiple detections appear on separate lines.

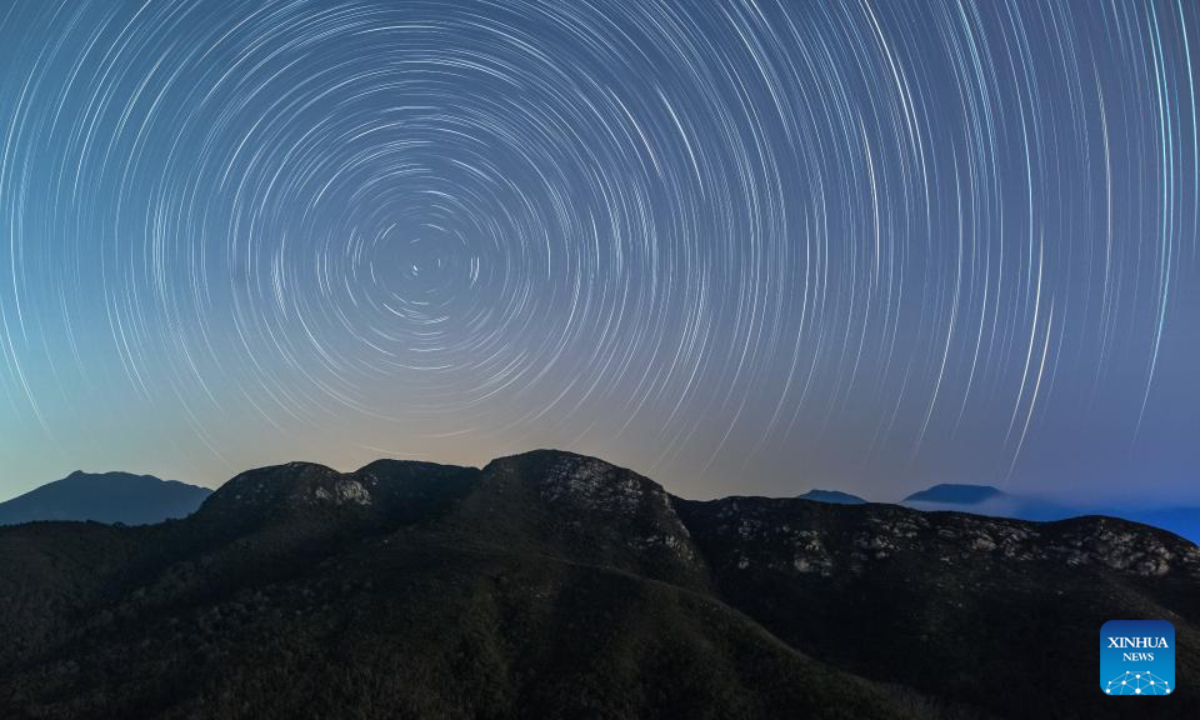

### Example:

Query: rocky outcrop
xmin=679 ymin=496 xmax=1199 ymax=582
xmin=2 ymin=450 xmax=1197 ymax=720
xmin=477 ymin=450 xmax=708 ymax=589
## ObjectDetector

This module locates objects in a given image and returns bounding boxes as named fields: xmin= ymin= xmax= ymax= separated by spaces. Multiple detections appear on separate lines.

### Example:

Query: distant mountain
xmin=901 ymin=483 xmax=1199 ymax=545
xmin=797 ymin=489 xmax=867 ymax=504
xmin=0 ymin=471 xmax=211 ymax=526
xmin=0 ymin=451 xmax=1196 ymax=719
xmin=903 ymin=483 xmax=1005 ymax=505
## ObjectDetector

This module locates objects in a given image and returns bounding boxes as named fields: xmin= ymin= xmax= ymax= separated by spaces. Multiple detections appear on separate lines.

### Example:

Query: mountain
xmin=0 ymin=450 xmax=1196 ymax=719
xmin=903 ymin=484 xmax=1006 ymax=505
xmin=901 ymin=483 xmax=1199 ymax=544
xmin=1119 ymin=508 xmax=1200 ymax=548
xmin=797 ymin=489 xmax=868 ymax=504
xmin=676 ymin=495 xmax=1199 ymax=719
xmin=0 ymin=471 xmax=211 ymax=526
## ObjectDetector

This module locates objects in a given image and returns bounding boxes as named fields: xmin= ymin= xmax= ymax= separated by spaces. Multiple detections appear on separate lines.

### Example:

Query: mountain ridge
xmin=898 ymin=482 xmax=1199 ymax=544
xmin=797 ymin=489 xmax=868 ymax=505
xmin=903 ymin=484 xmax=1006 ymax=505
xmin=0 ymin=471 xmax=211 ymax=527
xmin=1 ymin=450 xmax=1196 ymax=719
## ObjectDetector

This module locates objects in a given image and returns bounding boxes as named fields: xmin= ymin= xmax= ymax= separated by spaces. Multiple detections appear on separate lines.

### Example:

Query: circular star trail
xmin=0 ymin=1 xmax=1197 ymax=498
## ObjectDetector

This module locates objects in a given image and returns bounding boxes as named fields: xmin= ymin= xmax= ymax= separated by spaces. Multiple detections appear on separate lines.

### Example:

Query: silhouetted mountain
xmin=0 ymin=451 xmax=1196 ymax=719
xmin=797 ymin=489 xmax=868 ymax=504
xmin=903 ymin=484 xmax=1005 ymax=505
xmin=0 ymin=471 xmax=211 ymax=526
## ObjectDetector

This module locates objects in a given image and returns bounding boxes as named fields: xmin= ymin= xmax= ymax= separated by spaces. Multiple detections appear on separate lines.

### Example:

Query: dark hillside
xmin=1 ymin=451 xmax=1196 ymax=719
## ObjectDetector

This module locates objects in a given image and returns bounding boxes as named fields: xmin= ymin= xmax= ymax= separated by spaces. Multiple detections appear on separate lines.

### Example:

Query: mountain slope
xmin=0 ymin=472 xmax=211 ymax=526
xmin=0 ymin=451 xmax=1197 ymax=719
xmin=1120 ymin=508 xmax=1200 ymax=548
xmin=0 ymin=453 xmax=913 ymax=720
xmin=0 ymin=528 xmax=906 ymax=720
xmin=675 ymin=495 xmax=1200 ymax=720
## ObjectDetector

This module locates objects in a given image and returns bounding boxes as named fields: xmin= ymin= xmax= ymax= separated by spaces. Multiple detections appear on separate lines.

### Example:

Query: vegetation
xmin=0 ymin=451 xmax=1195 ymax=719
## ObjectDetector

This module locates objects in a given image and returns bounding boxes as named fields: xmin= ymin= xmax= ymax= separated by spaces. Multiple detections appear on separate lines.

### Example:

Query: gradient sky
xmin=0 ymin=0 xmax=1198 ymax=504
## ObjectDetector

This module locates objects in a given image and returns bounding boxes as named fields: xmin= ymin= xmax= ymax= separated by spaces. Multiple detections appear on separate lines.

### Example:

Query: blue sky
xmin=0 ymin=1 xmax=1198 ymax=504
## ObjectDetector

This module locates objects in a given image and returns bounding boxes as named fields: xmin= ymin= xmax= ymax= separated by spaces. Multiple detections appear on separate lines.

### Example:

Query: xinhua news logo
xmin=1101 ymin=620 xmax=1175 ymax=696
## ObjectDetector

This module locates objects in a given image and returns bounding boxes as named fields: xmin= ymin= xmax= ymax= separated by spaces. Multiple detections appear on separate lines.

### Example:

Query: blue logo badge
xmin=1101 ymin=620 xmax=1175 ymax=696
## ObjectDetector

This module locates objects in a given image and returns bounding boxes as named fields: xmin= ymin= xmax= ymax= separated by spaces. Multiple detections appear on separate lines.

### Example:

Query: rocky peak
xmin=511 ymin=451 xmax=664 ymax=511
xmin=194 ymin=462 xmax=376 ymax=527
xmin=480 ymin=450 xmax=707 ymax=587
xmin=312 ymin=478 xmax=372 ymax=506
xmin=488 ymin=451 xmax=680 ymax=525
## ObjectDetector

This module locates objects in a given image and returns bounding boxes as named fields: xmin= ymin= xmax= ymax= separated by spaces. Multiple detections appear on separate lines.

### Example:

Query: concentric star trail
xmin=0 ymin=1 xmax=1197 ymax=501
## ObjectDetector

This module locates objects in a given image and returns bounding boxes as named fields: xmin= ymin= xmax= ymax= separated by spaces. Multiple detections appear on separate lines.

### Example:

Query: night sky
xmin=0 ymin=1 xmax=1197 ymax=504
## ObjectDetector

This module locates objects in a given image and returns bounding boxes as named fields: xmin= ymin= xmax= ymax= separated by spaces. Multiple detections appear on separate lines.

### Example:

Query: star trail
xmin=0 ymin=1 xmax=1197 ymax=502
